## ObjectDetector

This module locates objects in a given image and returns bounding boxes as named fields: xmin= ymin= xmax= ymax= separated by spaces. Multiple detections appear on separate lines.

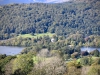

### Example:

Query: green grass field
xmin=18 ymin=32 xmax=55 ymax=38
xmin=33 ymin=56 xmax=49 ymax=63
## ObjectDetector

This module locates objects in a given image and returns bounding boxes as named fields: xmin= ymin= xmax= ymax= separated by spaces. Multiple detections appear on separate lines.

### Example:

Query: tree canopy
xmin=0 ymin=0 xmax=100 ymax=39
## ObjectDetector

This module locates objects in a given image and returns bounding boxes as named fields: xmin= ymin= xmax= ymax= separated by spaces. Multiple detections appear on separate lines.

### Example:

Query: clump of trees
xmin=29 ymin=56 xmax=66 ymax=75
xmin=88 ymin=65 xmax=100 ymax=75
xmin=0 ymin=48 xmax=100 ymax=75
xmin=90 ymin=49 xmax=99 ymax=57
xmin=0 ymin=55 xmax=16 ymax=75
xmin=0 ymin=49 xmax=66 ymax=75
xmin=12 ymin=54 xmax=33 ymax=75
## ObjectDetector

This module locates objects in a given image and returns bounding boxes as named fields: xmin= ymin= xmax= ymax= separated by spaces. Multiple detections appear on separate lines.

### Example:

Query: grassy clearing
xmin=18 ymin=34 xmax=34 ymax=38
xmin=92 ymin=56 xmax=100 ymax=60
xmin=33 ymin=56 xmax=41 ymax=63
xmin=18 ymin=32 xmax=54 ymax=38
xmin=33 ymin=56 xmax=47 ymax=63
xmin=77 ymin=58 xmax=80 ymax=63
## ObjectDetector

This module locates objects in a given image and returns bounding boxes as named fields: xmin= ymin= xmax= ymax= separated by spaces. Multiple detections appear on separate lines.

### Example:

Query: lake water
xmin=0 ymin=46 xmax=24 ymax=55
xmin=81 ymin=47 xmax=100 ymax=52
xmin=0 ymin=46 xmax=100 ymax=55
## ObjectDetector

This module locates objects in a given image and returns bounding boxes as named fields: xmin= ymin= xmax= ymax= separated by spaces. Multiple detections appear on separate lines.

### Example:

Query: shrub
xmin=88 ymin=65 xmax=100 ymax=75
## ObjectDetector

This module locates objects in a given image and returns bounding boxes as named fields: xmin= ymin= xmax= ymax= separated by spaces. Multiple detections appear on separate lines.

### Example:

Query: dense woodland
xmin=0 ymin=0 xmax=100 ymax=75
xmin=0 ymin=48 xmax=100 ymax=75
xmin=0 ymin=0 xmax=100 ymax=39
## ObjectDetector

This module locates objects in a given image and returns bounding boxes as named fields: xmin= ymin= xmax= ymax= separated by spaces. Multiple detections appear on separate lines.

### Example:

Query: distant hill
xmin=0 ymin=0 xmax=100 ymax=39
xmin=0 ymin=0 xmax=71 ymax=5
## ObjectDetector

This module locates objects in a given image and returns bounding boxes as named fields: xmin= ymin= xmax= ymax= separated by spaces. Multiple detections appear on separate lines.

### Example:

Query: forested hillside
xmin=0 ymin=0 xmax=100 ymax=75
xmin=0 ymin=0 xmax=100 ymax=40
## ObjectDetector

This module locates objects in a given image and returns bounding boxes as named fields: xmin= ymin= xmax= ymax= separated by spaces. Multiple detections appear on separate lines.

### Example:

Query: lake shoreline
xmin=0 ymin=45 xmax=100 ymax=55
xmin=0 ymin=46 xmax=24 ymax=55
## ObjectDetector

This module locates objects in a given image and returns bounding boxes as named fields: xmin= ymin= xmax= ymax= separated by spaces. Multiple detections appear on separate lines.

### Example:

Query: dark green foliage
xmin=93 ymin=49 xmax=99 ymax=57
xmin=0 ymin=55 xmax=16 ymax=74
xmin=80 ymin=57 xmax=89 ymax=65
xmin=0 ymin=0 xmax=100 ymax=40
xmin=12 ymin=69 xmax=23 ymax=75
xmin=81 ymin=51 xmax=89 ymax=56
xmin=0 ymin=54 xmax=6 ymax=60
xmin=90 ymin=49 xmax=100 ymax=57
xmin=12 ymin=54 xmax=33 ymax=75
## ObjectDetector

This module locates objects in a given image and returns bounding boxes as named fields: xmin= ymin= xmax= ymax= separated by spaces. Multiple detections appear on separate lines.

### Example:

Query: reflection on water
xmin=0 ymin=46 xmax=24 ymax=55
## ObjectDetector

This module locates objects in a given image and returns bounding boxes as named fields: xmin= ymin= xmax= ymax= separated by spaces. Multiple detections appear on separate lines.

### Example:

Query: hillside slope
xmin=0 ymin=0 xmax=100 ymax=39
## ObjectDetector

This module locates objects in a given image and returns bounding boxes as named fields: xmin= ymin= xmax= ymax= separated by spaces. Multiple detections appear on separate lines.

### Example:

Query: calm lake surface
xmin=0 ymin=46 xmax=100 ymax=55
xmin=0 ymin=46 xmax=24 ymax=55
xmin=81 ymin=47 xmax=100 ymax=52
